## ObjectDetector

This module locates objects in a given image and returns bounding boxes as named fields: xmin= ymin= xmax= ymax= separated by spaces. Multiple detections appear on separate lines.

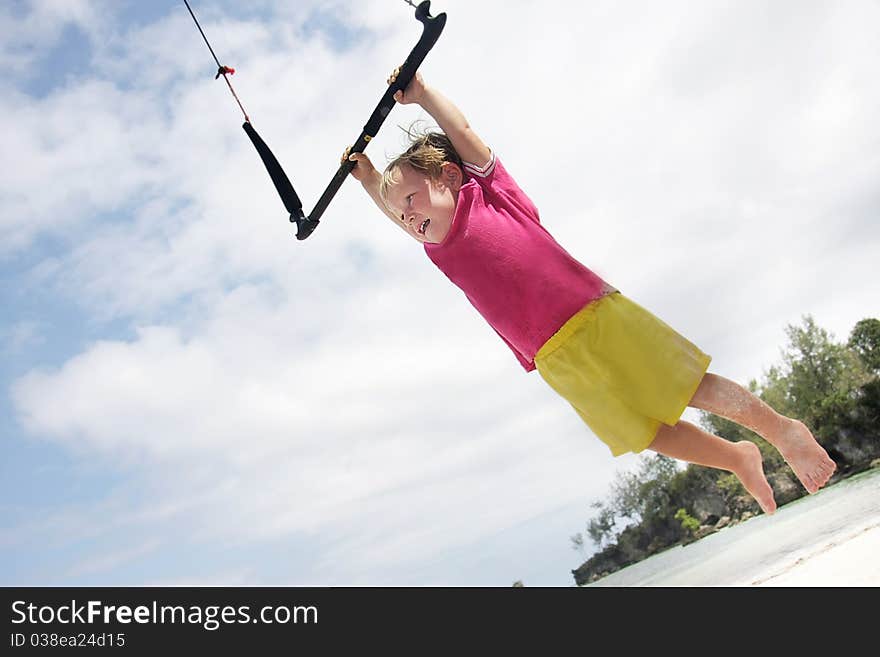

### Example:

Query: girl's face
xmin=384 ymin=162 xmax=463 ymax=244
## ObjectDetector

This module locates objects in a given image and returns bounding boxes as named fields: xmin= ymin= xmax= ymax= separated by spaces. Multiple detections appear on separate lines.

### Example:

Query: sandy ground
xmin=744 ymin=520 xmax=880 ymax=587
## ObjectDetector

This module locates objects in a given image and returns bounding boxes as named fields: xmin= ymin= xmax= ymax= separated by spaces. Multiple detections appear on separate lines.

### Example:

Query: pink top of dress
xmin=424 ymin=152 xmax=611 ymax=371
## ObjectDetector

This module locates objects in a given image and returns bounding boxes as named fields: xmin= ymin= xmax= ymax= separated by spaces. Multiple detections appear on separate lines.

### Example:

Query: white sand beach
xmin=746 ymin=520 xmax=879 ymax=587
xmin=589 ymin=467 xmax=880 ymax=587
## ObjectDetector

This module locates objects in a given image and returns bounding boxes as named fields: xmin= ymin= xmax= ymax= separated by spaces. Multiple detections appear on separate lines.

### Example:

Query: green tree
xmin=586 ymin=455 xmax=680 ymax=548
xmin=586 ymin=502 xmax=618 ymax=548
xmin=849 ymin=318 xmax=880 ymax=374
xmin=759 ymin=316 xmax=870 ymax=441
xmin=674 ymin=508 xmax=700 ymax=533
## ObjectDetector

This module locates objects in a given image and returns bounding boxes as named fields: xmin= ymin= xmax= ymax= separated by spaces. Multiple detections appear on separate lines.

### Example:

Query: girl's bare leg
xmin=649 ymin=420 xmax=777 ymax=514
xmin=688 ymin=373 xmax=837 ymax=493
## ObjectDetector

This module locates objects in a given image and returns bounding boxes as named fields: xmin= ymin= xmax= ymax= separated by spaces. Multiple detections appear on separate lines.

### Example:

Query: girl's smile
xmin=385 ymin=162 xmax=463 ymax=244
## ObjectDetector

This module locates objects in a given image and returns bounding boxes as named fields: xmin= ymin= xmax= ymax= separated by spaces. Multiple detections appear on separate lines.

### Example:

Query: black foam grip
xmin=242 ymin=121 xmax=303 ymax=216
xmin=306 ymin=4 xmax=446 ymax=227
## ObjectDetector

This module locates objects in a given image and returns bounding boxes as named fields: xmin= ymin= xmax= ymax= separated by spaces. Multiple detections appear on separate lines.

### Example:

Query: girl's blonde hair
xmin=379 ymin=126 xmax=463 ymax=204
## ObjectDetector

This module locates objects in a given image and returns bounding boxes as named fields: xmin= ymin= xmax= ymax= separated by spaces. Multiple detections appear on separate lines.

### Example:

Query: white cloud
xmin=1 ymin=320 xmax=46 ymax=355
xmin=11 ymin=272 xmax=609 ymax=569
xmin=0 ymin=0 xmax=106 ymax=78
xmin=0 ymin=79 xmax=166 ymax=251
xmin=66 ymin=538 xmax=163 ymax=578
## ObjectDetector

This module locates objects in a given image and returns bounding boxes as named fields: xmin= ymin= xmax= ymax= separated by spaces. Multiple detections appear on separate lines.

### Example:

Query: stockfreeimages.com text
xmin=11 ymin=599 xmax=317 ymax=631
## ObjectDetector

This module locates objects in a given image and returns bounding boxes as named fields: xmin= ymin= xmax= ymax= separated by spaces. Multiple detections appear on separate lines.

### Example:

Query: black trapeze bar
xmin=243 ymin=1 xmax=446 ymax=241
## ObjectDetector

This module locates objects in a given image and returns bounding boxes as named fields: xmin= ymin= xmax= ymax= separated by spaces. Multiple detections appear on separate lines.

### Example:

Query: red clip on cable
xmin=215 ymin=65 xmax=235 ymax=79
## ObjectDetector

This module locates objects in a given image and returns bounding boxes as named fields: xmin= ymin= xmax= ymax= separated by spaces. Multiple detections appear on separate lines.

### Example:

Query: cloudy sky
xmin=1 ymin=0 xmax=878 ymax=587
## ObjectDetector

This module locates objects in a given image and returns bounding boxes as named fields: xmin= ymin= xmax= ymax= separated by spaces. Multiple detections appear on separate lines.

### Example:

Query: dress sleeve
xmin=461 ymin=151 xmax=541 ymax=225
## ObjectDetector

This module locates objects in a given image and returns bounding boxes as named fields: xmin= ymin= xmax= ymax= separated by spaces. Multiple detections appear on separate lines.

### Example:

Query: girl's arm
xmin=343 ymin=148 xmax=405 ymax=226
xmin=391 ymin=70 xmax=492 ymax=167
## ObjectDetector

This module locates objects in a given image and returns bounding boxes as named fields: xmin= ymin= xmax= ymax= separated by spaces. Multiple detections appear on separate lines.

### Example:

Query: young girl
xmin=344 ymin=69 xmax=836 ymax=515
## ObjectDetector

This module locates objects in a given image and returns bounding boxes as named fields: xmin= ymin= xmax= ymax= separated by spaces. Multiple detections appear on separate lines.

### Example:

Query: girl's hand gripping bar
xmin=245 ymin=1 xmax=447 ymax=241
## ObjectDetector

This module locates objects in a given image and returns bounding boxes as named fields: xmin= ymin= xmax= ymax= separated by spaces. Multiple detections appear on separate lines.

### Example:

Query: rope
xmin=183 ymin=0 xmax=250 ymax=123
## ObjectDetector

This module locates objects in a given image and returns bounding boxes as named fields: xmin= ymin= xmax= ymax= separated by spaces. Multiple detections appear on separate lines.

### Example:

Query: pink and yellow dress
xmin=424 ymin=152 xmax=711 ymax=456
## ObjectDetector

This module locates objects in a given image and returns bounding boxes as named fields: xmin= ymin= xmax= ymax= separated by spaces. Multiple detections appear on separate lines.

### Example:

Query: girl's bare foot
xmin=732 ymin=441 xmax=776 ymax=515
xmin=773 ymin=419 xmax=837 ymax=494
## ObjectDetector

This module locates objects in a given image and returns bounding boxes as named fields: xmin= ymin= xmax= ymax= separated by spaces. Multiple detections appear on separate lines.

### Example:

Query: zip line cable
xmin=182 ymin=0 xmax=249 ymax=122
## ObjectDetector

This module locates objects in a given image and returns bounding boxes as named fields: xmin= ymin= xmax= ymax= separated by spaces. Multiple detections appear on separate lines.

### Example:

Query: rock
xmin=731 ymin=494 xmax=760 ymax=516
xmin=768 ymin=471 xmax=803 ymax=506
xmin=572 ymin=543 xmax=637 ymax=586
xmin=692 ymin=492 xmax=728 ymax=523
xmin=695 ymin=525 xmax=717 ymax=539
xmin=714 ymin=516 xmax=731 ymax=530
xmin=870 ymin=459 xmax=880 ymax=469
xmin=647 ymin=536 xmax=667 ymax=553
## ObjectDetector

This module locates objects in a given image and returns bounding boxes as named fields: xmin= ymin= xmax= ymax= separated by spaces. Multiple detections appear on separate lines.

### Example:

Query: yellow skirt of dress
xmin=534 ymin=293 xmax=711 ymax=456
